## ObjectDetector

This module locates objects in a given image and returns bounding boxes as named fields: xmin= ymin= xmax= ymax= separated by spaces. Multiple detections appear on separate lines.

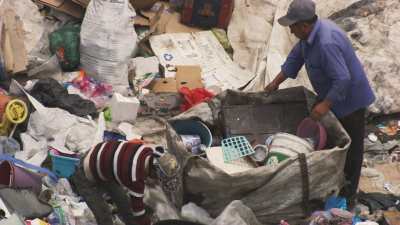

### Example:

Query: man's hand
xmin=311 ymin=100 xmax=332 ymax=120
xmin=264 ymin=81 xmax=279 ymax=92
xmin=264 ymin=71 xmax=287 ymax=93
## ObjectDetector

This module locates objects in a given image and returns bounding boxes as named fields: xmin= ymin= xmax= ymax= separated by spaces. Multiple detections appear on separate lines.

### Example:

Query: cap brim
xmin=278 ymin=15 xmax=297 ymax=26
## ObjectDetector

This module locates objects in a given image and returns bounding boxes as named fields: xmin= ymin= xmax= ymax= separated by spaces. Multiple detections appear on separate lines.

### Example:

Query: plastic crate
xmin=221 ymin=136 xmax=254 ymax=162
xmin=50 ymin=152 xmax=80 ymax=178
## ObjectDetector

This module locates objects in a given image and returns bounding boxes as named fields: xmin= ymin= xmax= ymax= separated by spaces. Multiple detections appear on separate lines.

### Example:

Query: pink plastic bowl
xmin=296 ymin=117 xmax=327 ymax=150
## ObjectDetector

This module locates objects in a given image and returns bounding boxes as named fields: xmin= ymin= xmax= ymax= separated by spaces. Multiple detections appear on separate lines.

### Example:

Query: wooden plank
xmin=3 ymin=9 xmax=28 ymax=74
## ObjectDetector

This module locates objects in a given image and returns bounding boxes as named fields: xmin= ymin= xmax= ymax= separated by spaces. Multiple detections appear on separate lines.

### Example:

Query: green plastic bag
xmin=49 ymin=24 xmax=81 ymax=71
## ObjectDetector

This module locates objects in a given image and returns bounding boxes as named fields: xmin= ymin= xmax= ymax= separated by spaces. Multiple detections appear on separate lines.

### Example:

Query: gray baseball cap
xmin=278 ymin=0 xmax=316 ymax=26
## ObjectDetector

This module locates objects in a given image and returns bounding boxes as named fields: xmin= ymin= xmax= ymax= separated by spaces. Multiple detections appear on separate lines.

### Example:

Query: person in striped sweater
xmin=71 ymin=140 xmax=162 ymax=225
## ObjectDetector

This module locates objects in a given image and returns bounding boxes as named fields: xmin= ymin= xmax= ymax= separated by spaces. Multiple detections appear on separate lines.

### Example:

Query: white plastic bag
xmin=181 ymin=202 xmax=214 ymax=225
xmin=80 ymin=0 xmax=138 ymax=86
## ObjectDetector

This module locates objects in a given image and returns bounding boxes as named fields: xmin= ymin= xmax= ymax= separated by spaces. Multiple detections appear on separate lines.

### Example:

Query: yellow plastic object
xmin=0 ymin=99 xmax=28 ymax=136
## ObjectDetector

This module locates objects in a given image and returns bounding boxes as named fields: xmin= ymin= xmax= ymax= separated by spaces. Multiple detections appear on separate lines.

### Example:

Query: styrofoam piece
xmin=110 ymin=93 xmax=140 ymax=123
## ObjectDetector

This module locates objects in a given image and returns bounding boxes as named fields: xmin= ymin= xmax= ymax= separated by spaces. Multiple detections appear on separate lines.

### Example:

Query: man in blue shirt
xmin=265 ymin=0 xmax=375 ymax=203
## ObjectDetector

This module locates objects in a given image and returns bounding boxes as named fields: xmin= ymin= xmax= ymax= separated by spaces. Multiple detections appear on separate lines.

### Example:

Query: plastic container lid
xmin=221 ymin=136 xmax=254 ymax=162
xmin=171 ymin=120 xmax=213 ymax=148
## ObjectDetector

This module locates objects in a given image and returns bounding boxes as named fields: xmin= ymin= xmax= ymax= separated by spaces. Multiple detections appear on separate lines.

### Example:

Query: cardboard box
xmin=142 ymin=93 xmax=181 ymax=111
xmin=34 ymin=0 xmax=84 ymax=18
xmin=110 ymin=93 xmax=140 ymax=123
xmin=176 ymin=66 xmax=203 ymax=90
xmin=151 ymin=65 xmax=203 ymax=93
xmin=152 ymin=77 xmax=177 ymax=93
xmin=134 ymin=3 xmax=202 ymax=34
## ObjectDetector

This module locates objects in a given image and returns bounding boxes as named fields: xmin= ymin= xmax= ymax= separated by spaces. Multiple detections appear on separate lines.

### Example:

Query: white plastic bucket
xmin=266 ymin=133 xmax=314 ymax=163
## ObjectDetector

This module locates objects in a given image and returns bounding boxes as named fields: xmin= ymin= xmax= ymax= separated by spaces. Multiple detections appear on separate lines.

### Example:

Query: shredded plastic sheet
xmin=227 ymin=0 xmax=277 ymax=74
xmin=149 ymin=31 xmax=256 ymax=91
xmin=230 ymin=0 xmax=312 ymax=92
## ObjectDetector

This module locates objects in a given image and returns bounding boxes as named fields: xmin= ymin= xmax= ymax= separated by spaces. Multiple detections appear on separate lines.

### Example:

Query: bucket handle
xmin=0 ymin=154 xmax=58 ymax=182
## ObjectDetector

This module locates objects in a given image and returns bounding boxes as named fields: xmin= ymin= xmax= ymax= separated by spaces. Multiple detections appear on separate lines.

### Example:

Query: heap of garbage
xmin=0 ymin=0 xmax=399 ymax=225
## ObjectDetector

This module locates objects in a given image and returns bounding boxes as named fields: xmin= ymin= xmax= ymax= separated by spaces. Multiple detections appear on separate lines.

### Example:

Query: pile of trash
xmin=0 ymin=0 xmax=399 ymax=224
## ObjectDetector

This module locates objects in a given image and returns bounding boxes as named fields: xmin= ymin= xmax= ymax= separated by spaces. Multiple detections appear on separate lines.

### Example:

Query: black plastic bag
xmin=30 ymin=78 xmax=97 ymax=117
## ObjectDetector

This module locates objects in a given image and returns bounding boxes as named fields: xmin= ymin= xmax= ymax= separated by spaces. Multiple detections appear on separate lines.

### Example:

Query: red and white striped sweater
xmin=83 ymin=141 xmax=154 ymax=222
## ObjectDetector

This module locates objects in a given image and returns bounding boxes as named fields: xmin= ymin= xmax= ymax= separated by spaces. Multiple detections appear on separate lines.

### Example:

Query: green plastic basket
xmin=221 ymin=136 xmax=254 ymax=162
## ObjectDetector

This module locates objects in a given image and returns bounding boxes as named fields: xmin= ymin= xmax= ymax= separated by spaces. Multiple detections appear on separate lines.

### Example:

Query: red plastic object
xmin=179 ymin=87 xmax=214 ymax=112
xmin=296 ymin=117 xmax=327 ymax=150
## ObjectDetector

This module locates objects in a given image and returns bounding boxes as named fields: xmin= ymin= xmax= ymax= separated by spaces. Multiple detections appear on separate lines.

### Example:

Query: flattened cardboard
xmin=35 ymin=0 xmax=84 ymax=18
xmin=175 ymin=66 xmax=203 ymax=90
xmin=150 ymin=31 xmax=256 ymax=90
xmin=152 ymin=78 xmax=177 ymax=93
xmin=151 ymin=66 xmax=203 ymax=93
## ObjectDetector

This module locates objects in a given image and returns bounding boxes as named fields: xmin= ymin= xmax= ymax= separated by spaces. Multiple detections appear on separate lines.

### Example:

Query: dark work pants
xmin=339 ymin=108 xmax=366 ymax=198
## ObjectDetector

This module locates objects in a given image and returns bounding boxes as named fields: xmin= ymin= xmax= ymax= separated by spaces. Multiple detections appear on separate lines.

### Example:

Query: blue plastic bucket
xmin=171 ymin=120 xmax=212 ymax=148
xmin=50 ymin=151 xmax=80 ymax=178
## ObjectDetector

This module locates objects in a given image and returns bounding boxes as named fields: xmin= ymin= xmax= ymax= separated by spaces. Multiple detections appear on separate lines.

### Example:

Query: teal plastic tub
xmin=171 ymin=120 xmax=213 ymax=148
xmin=50 ymin=151 xmax=80 ymax=178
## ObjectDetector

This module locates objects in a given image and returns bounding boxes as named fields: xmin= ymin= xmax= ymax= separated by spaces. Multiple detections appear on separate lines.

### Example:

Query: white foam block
xmin=110 ymin=93 xmax=140 ymax=123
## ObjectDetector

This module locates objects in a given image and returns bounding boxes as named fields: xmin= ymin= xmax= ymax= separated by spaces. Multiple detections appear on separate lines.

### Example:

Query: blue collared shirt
xmin=281 ymin=19 xmax=375 ymax=118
